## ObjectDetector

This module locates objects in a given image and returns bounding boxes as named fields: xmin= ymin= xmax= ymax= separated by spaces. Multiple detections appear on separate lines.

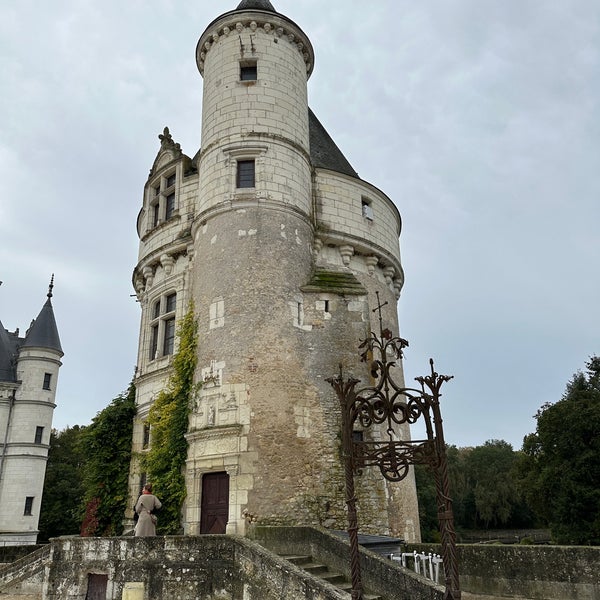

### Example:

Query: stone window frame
xmin=148 ymin=291 xmax=177 ymax=361
xmin=42 ymin=372 xmax=52 ymax=390
xmin=223 ymin=144 xmax=268 ymax=197
xmin=24 ymin=496 xmax=34 ymax=516
xmin=239 ymin=59 xmax=258 ymax=83
xmin=147 ymin=168 xmax=178 ymax=231
xmin=361 ymin=196 xmax=374 ymax=221
xmin=34 ymin=426 xmax=44 ymax=445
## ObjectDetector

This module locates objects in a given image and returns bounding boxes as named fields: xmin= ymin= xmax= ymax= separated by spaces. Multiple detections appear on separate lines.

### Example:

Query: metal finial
xmin=47 ymin=274 xmax=54 ymax=298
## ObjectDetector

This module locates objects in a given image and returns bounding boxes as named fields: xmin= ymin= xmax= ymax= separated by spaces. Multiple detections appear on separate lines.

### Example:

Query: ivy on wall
xmin=142 ymin=303 xmax=199 ymax=534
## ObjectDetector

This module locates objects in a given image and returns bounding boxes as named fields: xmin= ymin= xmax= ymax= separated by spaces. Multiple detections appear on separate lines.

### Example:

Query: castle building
xmin=127 ymin=0 xmax=420 ymax=541
xmin=0 ymin=280 xmax=63 ymax=545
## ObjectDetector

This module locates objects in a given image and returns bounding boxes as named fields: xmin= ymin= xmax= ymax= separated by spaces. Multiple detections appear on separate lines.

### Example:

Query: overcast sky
xmin=1 ymin=1 xmax=598 ymax=449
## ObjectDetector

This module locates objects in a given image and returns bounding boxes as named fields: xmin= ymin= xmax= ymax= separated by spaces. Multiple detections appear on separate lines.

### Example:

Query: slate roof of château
xmin=236 ymin=0 xmax=277 ymax=13
xmin=0 ymin=320 xmax=18 ymax=382
xmin=309 ymin=108 xmax=359 ymax=179
xmin=22 ymin=296 xmax=63 ymax=354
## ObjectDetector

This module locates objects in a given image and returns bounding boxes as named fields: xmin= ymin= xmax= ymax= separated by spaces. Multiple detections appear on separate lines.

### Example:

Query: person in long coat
xmin=134 ymin=483 xmax=162 ymax=537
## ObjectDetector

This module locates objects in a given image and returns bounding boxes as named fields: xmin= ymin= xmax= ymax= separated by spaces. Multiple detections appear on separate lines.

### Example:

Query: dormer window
xmin=148 ymin=171 xmax=177 ymax=230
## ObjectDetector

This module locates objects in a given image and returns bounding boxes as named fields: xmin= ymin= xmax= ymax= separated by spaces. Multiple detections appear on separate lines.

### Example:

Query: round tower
xmin=0 ymin=279 xmax=62 ymax=545
xmin=185 ymin=0 xmax=418 ymax=539
xmin=127 ymin=0 xmax=419 ymax=541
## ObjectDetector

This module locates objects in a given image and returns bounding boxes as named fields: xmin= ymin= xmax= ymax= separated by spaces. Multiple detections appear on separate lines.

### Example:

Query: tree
xmin=38 ymin=425 xmax=87 ymax=541
xmin=464 ymin=440 xmax=534 ymax=529
xmin=519 ymin=357 xmax=600 ymax=544
xmin=417 ymin=440 xmax=538 ymax=540
xmin=80 ymin=381 xmax=137 ymax=536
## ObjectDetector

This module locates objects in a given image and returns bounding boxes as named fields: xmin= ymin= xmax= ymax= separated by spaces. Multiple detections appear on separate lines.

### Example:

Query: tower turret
xmin=0 ymin=278 xmax=63 ymax=545
xmin=127 ymin=1 xmax=419 ymax=541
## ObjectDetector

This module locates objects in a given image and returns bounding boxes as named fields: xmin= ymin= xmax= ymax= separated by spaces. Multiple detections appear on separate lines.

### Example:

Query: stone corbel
xmin=339 ymin=245 xmax=354 ymax=267
xmin=160 ymin=253 xmax=175 ymax=275
xmin=393 ymin=279 xmax=402 ymax=300
xmin=313 ymin=237 xmax=323 ymax=263
xmin=365 ymin=256 xmax=379 ymax=276
xmin=143 ymin=266 xmax=155 ymax=288
xmin=383 ymin=266 xmax=395 ymax=285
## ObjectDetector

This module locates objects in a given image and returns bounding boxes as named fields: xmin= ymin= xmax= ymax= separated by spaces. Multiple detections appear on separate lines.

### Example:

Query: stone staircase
xmin=282 ymin=554 xmax=385 ymax=600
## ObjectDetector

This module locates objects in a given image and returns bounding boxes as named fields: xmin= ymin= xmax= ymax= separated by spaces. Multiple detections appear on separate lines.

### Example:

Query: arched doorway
xmin=200 ymin=471 xmax=230 ymax=534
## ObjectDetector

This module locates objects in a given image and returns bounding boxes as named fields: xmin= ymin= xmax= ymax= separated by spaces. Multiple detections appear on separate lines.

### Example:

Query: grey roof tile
xmin=236 ymin=0 xmax=277 ymax=12
xmin=309 ymin=108 xmax=359 ymax=179
xmin=22 ymin=297 xmax=63 ymax=354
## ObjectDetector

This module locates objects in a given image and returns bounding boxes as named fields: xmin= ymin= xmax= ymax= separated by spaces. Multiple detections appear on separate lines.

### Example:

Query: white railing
xmin=389 ymin=550 xmax=443 ymax=584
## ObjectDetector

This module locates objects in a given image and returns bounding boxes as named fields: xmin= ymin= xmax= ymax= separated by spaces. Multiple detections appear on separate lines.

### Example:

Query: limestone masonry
xmin=126 ymin=0 xmax=420 ymax=541
xmin=0 ymin=280 xmax=63 ymax=546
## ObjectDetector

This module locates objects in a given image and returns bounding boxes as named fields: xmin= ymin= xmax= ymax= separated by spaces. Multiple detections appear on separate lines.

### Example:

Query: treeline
xmin=38 ymin=382 xmax=136 ymax=541
xmin=417 ymin=357 xmax=600 ymax=545
xmin=40 ymin=356 xmax=599 ymax=546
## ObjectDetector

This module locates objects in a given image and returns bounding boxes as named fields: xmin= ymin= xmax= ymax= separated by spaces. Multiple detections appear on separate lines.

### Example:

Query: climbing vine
xmin=142 ymin=303 xmax=199 ymax=534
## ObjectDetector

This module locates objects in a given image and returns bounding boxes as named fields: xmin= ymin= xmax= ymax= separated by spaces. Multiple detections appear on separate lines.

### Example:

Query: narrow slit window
xmin=142 ymin=423 xmax=151 ymax=449
xmin=43 ymin=373 xmax=52 ymax=390
xmin=150 ymin=324 xmax=159 ymax=360
xmin=237 ymin=160 xmax=255 ymax=188
xmin=35 ymin=426 xmax=44 ymax=444
xmin=362 ymin=198 xmax=374 ymax=220
xmin=152 ymin=202 xmax=160 ymax=227
xmin=24 ymin=497 xmax=34 ymax=516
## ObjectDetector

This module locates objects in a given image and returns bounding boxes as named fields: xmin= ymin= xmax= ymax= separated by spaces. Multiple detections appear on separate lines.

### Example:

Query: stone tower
xmin=128 ymin=0 xmax=420 ymax=541
xmin=0 ymin=279 xmax=63 ymax=545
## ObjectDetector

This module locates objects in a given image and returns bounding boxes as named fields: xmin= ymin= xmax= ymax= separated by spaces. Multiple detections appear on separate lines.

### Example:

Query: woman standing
xmin=134 ymin=483 xmax=162 ymax=537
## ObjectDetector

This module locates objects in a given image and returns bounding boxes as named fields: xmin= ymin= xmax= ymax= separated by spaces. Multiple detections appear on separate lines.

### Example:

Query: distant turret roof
xmin=22 ymin=280 xmax=63 ymax=354
xmin=0 ymin=320 xmax=17 ymax=382
xmin=309 ymin=108 xmax=359 ymax=179
xmin=235 ymin=0 xmax=277 ymax=12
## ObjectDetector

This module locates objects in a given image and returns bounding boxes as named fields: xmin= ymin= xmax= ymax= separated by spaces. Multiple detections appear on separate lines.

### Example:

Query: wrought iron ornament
xmin=327 ymin=292 xmax=461 ymax=600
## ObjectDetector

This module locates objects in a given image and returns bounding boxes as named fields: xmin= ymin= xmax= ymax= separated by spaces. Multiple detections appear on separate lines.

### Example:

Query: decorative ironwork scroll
xmin=327 ymin=292 xmax=461 ymax=600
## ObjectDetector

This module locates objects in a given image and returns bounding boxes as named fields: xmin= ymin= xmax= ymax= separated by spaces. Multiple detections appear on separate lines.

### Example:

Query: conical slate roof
xmin=0 ymin=320 xmax=16 ymax=382
xmin=22 ymin=290 xmax=63 ymax=354
xmin=236 ymin=0 xmax=277 ymax=12
xmin=309 ymin=108 xmax=359 ymax=179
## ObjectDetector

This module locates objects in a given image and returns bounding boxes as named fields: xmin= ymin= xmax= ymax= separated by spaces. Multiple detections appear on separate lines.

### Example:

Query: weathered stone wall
xmin=253 ymin=526 xmax=444 ymax=600
xmin=408 ymin=542 xmax=600 ymax=599
xmin=36 ymin=536 xmax=350 ymax=600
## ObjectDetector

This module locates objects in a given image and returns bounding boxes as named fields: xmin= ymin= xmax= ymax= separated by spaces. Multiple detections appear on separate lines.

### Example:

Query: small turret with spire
xmin=0 ymin=276 xmax=63 ymax=545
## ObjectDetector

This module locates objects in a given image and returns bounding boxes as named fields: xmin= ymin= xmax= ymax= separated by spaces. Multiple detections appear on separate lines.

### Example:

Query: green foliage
xmin=38 ymin=425 xmax=87 ymax=541
xmin=417 ymin=440 xmax=537 ymax=540
xmin=142 ymin=304 xmax=199 ymax=534
xmin=518 ymin=357 xmax=600 ymax=545
xmin=80 ymin=381 xmax=137 ymax=536
xmin=414 ymin=464 xmax=440 ymax=542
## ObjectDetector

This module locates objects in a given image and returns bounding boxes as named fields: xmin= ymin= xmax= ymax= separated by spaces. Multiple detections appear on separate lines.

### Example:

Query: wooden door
xmin=200 ymin=471 xmax=229 ymax=534
xmin=85 ymin=574 xmax=107 ymax=600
